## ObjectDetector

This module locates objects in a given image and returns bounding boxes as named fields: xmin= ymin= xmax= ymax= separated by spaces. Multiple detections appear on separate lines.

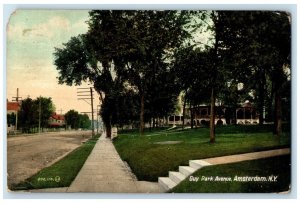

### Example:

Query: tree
xmin=174 ymin=46 xmax=213 ymax=129
xmin=7 ymin=113 xmax=16 ymax=127
xmin=54 ymin=33 xmax=117 ymax=137
xmin=18 ymin=97 xmax=55 ymax=133
xmin=145 ymin=66 xmax=181 ymax=128
xmin=217 ymin=11 xmax=291 ymax=136
xmin=98 ymin=78 xmax=126 ymax=136
xmin=87 ymin=11 xmax=192 ymax=135
xmin=103 ymin=82 xmax=140 ymax=128
xmin=35 ymin=97 xmax=56 ymax=129
xmin=190 ymin=11 xmax=291 ymax=142
xmin=55 ymin=11 xmax=192 ymax=136
xmin=65 ymin=110 xmax=80 ymax=129
xmin=18 ymin=98 xmax=35 ymax=132
xmin=79 ymin=114 xmax=91 ymax=129
xmin=190 ymin=11 xmax=228 ymax=143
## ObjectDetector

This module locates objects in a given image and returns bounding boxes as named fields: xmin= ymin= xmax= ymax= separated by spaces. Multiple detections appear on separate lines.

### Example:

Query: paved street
xmin=7 ymin=130 xmax=92 ymax=189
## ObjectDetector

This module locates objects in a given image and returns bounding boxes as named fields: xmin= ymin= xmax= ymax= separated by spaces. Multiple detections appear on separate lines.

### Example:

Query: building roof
xmin=7 ymin=102 xmax=20 ymax=112
xmin=242 ymin=101 xmax=253 ymax=108
xmin=51 ymin=113 xmax=65 ymax=121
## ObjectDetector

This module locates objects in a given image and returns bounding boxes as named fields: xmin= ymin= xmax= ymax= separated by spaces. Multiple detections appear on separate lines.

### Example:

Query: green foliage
xmin=179 ymin=11 xmax=291 ymax=137
xmin=54 ymin=11 xmax=194 ymax=135
xmin=64 ymin=110 xmax=80 ymax=129
xmin=114 ymin=126 xmax=290 ymax=181
xmin=18 ymin=98 xmax=37 ymax=132
xmin=79 ymin=114 xmax=91 ymax=129
xmin=171 ymin=155 xmax=290 ymax=193
xmin=65 ymin=110 xmax=91 ymax=129
xmin=53 ymin=35 xmax=92 ymax=86
xmin=174 ymin=47 xmax=213 ymax=106
xmin=216 ymin=11 xmax=291 ymax=127
xmin=87 ymin=11 xmax=193 ymax=134
xmin=18 ymin=97 xmax=55 ymax=133
xmin=7 ymin=113 xmax=16 ymax=126
xmin=111 ymin=88 xmax=140 ymax=127
xmin=53 ymin=11 xmax=291 ymax=138
xmin=36 ymin=97 xmax=56 ymax=128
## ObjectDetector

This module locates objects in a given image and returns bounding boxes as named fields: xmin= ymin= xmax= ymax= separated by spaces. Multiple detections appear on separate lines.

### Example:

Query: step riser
xmin=158 ymin=177 xmax=176 ymax=192
xmin=158 ymin=181 xmax=168 ymax=192
xmin=179 ymin=166 xmax=195 ymax=176
xmin=158 ymin=165 xmax=203 ymax=192
xmin=169 ymin=175 xmax=182 ymax=184
xmin=158 ymin=178 xmax=169 ymax=192
xmin=169 ymin=172 xmax=185 ymax=184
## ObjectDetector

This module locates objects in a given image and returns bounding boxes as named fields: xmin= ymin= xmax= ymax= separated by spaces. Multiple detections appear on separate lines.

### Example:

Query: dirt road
xmin=7 ymin=130 xmax=93 ymax=189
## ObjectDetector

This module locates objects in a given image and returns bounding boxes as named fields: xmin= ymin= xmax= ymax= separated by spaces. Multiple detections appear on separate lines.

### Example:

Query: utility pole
xmin=90 ymin=87 xmax=94 ymax=137
xmin=12 ymin=88 xmax=22 ymax=131
xmin=38 ymin=96 xmax=41 ymax=134
xmin=77 ymin=87 xmax=95 ymax=137
xmin=97 ymin=105 xmax=101 ymax=134
xmin=58 ymin=108 xmax=63 ymax=115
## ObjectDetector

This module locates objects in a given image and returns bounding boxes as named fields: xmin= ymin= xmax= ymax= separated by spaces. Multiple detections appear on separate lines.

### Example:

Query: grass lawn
xmin=114 ymin=125 xmax=290 ymax=182
xmin=170 ymin=155 xmax=291 ymax=193
xmin=10 ymin=134 xmax=100 ymax=190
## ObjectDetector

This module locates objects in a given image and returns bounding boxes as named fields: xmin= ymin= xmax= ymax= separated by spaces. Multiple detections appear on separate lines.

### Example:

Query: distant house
xmin=168 ymin=101 xmax=259 ymax=126
xmin=7 ymin=100 xmax=20 ymax=115
xmin=7 ymin=100 xmax=21 ymax=133
xmin=235 ymin=101 xmax=259 ymax=124
xmin=49 ymin=113 xmax=65 ymax=127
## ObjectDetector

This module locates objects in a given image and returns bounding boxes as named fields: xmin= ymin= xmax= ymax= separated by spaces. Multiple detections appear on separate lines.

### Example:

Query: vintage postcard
xmin=6 ymin=9 xmax=291 ymax=194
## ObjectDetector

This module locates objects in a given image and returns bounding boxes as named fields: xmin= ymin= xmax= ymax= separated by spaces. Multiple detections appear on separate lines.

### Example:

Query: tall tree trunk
xmin=190 ymin=106 xmax=194 ymax=129
xmin=210 ymin=88 xmax=216 ymax=143
xmin=195 ymin=105 xmax=198 ymax=129
xmin=210 ymin=11 xmax=218 ymax=143
xmin=273 ymin=65 xmax=285 ymax=137
xmin=152 ymin=117 xmax=155 ymax=128
xmin=274 ymin=91 xmax=282 ymax=137
xmin=105 ymin=122 xmax=112 ymax=138
xmin=104 ymin=113 xmax=112 ymax=138
xmin=267 ymin=80 xmax=275 ymax=122
xmin=258 ymin=67 xmax=266 ymax=125
xmin=140 ymin=93 xmax=145 ymax=135
xmin=182 ymin=96 xmax=187 ymax=129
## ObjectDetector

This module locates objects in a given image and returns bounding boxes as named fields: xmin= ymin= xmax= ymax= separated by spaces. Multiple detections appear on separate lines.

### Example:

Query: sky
xmin=6 ymin=10 xmax=101 ymax=116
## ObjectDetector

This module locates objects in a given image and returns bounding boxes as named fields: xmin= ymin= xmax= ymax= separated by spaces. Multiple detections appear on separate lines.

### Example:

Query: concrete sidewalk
xmin=67 ymin=134 xmax=159 ymax=193
xmin=202 ymin=148 xmax=290 ymax=165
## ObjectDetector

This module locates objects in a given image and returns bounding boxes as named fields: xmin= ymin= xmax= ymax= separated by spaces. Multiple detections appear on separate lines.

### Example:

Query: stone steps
xmin=158 ymin=177 xmax=177 ymax=192
xmin=158 ymin=160 xmax=211 ymax=192
xmin=169 ymin=171 xmax=185 ymax=184
xmin=179 ymin=166 xmax=197 ymax=176
xmin=158 ymin=148 xmax=290 ymax=192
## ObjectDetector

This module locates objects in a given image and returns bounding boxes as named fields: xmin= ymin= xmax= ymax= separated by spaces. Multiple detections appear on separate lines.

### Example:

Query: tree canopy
xmin=216 ymin=11 xmax=291 ymax=136
xmin=54 ymin=10 xmax=194 ymax=136
xmin=65 ymin=109 xmax=91 ymax=130
xmin=18 ymin=97 xmax=55 ymax=133
xmin=54 ymin=10 xmax=291 ymax=141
